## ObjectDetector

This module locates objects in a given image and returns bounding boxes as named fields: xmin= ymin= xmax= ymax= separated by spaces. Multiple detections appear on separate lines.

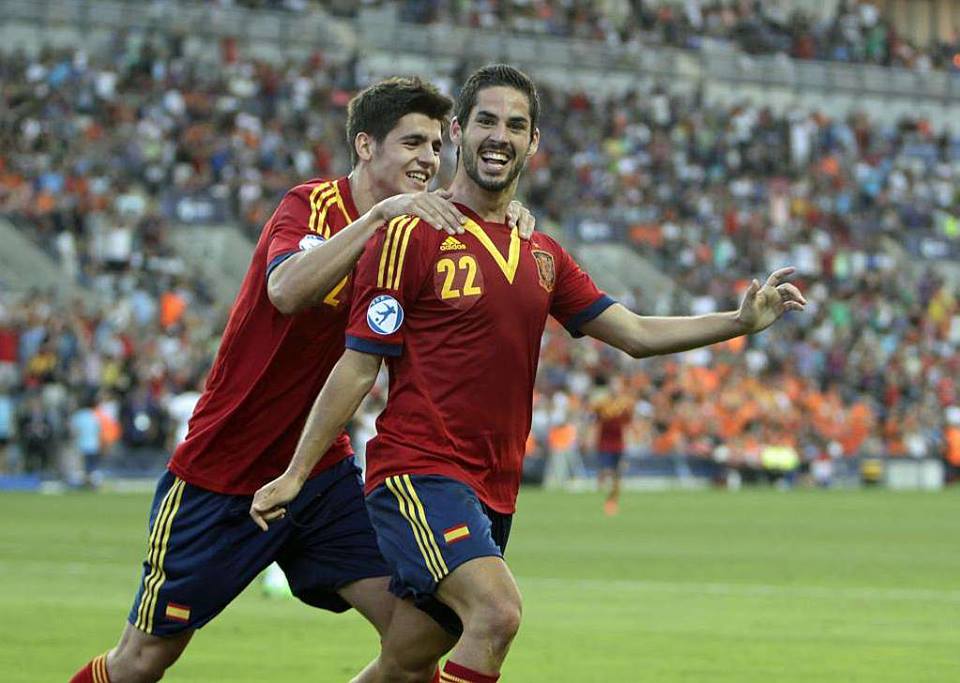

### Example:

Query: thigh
xmin=337 ymin=576 xmax=395 ymax=637
xmin=365 ymin=474 xmax=507 ymax=635
xmin=278 ymin=457 xmax=390 ymax=613
xmin=366 ymin=475 xmax=504 ymax=595
xmin=128 ymin=471 xmax=290 ymax=636
xmin=435 ymin=555 xmax=522 ymax=620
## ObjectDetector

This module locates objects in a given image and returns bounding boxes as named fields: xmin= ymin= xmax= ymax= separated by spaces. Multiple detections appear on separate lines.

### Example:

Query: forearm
xmin=285 ymin=351 xmax=381 ymax=482
xmin=269 ymin=211 xmax=383 ymax=313
xmin=629 ymin=311 xmax=748 ymax=357
xmin=582 ymin=304 xmax=749 ymax=359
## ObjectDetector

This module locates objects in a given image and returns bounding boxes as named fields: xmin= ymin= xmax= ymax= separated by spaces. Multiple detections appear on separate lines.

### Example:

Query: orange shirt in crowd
xmin=946 ymin=426 xmax=960 ymax=466
xmin=160 ymin=291 xmax=187 ymax=329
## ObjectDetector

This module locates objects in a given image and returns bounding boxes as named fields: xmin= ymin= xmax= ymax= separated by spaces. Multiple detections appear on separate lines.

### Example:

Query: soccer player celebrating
xmin=251 ymin=64 xmax=806 ymax=683
xmin=69 ymin=77 xmax=536 ymax=683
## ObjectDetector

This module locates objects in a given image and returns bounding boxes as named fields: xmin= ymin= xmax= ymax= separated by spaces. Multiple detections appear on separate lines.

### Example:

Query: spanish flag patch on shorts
xmin=165 ymin=602 xmax=191 ymax=623
xmin=443 ymin=524 xmax=470 ymax=545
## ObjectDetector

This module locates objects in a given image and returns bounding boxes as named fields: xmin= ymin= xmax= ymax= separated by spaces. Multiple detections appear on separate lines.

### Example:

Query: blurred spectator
xmin=69 ymin=393 xmax=103 ymax=487
xmin=0 ymin=382 xmax=12 ymax=472
xmin=17 ymin=393 xmax=55 ymax=474
xmin=121 ymin=385 xmax=167 ymax=453
xmin=165 ymin=379 xmax=203 ymax=450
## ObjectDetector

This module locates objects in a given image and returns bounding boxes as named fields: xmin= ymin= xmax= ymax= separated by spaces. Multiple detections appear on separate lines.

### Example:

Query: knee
xmin=467 ymin=595 xmax=522 ymax=647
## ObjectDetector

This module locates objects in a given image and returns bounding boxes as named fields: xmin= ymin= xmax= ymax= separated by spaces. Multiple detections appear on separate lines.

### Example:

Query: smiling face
xmin=451 ymin=86 xmax=540 ymax=194
xmin=358 ymin=112 xmax=443 ymax=201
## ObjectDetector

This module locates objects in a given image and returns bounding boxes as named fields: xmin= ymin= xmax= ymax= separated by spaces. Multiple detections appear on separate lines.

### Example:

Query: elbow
xmin=621 ymin=333 xmax=656 ymax=359
xmin=622 ymin=319 xmax=657 ymax=359
xmin=625 ymin=343 xmax=653 ymax=360
xmin=268 ymin=278 xmax=305 ymax=315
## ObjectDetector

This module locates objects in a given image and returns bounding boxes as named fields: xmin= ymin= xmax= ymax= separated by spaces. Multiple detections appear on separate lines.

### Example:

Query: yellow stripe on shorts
xmin=135 ymin=478 xmax=186 ymax=633
xmin=385 ymin=475 xmax=448 ymax=582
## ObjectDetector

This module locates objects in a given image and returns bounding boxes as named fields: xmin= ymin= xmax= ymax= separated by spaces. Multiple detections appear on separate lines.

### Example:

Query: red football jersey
xmin=169 ymin=176 xmax=359 ymax=494
xmin=593 ymin=396 xmax=634 ymax=454
xmin=345 ymin=204 xmax=614 ymax=513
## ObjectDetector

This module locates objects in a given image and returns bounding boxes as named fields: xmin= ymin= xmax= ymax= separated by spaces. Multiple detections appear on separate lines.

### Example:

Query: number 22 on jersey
xmin=435 ymin=254 xmax=484 ymax=305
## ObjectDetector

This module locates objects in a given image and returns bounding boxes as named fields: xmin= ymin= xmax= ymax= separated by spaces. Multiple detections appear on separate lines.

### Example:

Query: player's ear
xmin=449 ymin=117 xmax=463 ymax=147
xmin=355 ymin=132 xmax=374 ymax=162
xmin=526 ymin=127 xmax=540 ymax=158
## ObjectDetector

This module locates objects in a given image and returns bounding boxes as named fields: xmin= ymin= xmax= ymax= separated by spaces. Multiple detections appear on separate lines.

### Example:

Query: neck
xmin=448 ymin=169 xmax=516 ymax=223
xmin=347 ymin=166 xmax=378 ymax=216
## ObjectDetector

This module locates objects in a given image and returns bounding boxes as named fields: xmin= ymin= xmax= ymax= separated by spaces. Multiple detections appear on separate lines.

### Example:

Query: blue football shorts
xmin=365 ymin=474 xmax=513 ymax=636
xmin=597 ymin=451 xmax=624 ymax=470
xmin=128 ymin=456 xmax=388 ymax=636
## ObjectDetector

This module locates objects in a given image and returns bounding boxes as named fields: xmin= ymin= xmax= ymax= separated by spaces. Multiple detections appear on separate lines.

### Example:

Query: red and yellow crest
xmin=531 ymin=250 xmax=556 ymax=292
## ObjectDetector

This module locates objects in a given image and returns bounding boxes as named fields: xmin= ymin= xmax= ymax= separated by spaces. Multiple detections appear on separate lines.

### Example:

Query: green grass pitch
xmin=1 ymin=488 xmax=958 ymax=682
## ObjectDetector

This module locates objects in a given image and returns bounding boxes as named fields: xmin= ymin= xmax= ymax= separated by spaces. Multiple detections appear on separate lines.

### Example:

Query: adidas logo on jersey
xmin=440 ymin=236 xmax=467 ymax=251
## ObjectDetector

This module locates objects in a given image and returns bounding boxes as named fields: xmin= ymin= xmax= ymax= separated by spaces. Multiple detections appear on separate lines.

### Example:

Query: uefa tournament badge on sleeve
xmin=299 ymin=234 xmax=325 ymax=251
xmin=367 ymin=295 xmax=404 ymax=335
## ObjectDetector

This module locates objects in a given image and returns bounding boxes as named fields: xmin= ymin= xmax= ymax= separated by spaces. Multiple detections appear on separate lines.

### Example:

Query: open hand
xmin=506 ymin=201 xmax=536 ymax=240
xmin=736 ymin=267 xmax=807 ymax=334
xmin=373 ymin=190 xmax=466 ymax=235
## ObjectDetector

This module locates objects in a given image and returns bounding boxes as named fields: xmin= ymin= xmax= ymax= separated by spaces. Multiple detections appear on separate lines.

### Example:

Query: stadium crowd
xmin=208 ymin=0 xmax=960 ymax=73
xmin=402 ymin=0 xmax=954 ymax=72
xmin=1 ymin=32 xmax=959 ymax=484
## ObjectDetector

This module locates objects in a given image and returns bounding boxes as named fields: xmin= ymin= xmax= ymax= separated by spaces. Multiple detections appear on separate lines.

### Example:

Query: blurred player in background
xmin=588 ymin=375 xmax=634 ymax=516
xmin=69 ymin=76 xmax=535 ymax=683
xmin=251 ymin=63 xmax=806 ymax=683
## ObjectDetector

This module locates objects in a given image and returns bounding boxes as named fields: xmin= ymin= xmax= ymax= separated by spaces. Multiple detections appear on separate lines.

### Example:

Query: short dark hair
xmin=455 ymin=64 xmax=540 ymax=133
xmin=346 ymin=77 xmax=453 ymax=165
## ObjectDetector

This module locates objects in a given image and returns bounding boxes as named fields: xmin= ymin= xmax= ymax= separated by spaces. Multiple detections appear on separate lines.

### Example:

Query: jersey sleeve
xmin=549 ymin=242 xmax=616 ymax=338
xmin=265 ymin=185 xmax=325 ymax=279
xmin=345 ymin=215 xmax=427 ymax=357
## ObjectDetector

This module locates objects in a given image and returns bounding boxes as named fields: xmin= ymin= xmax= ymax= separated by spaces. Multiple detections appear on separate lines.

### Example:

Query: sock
xmin=69 ymin=653 xmax=111 ymax=683
xmin=440 ymin=660 xmax=500 ymax=683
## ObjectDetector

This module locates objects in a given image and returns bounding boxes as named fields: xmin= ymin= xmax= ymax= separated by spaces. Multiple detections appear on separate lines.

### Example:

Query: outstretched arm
xmin=249 ymin=349 xmax=382 ymax=530
xmin=580 ymin=267 xmax=806 ymax=358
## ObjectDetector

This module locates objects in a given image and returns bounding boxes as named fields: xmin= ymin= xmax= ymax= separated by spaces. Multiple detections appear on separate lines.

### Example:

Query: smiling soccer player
xmin=68 ymin=76 xmax=537 ymax=683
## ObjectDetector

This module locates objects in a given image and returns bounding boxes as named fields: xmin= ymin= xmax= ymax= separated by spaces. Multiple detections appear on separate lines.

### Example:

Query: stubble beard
xmin=462 ymin=143 xmax=526 ymax=193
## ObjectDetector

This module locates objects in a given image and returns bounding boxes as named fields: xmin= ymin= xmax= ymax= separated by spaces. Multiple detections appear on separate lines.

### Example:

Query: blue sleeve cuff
xmin=266 ymin=250 xmax=298 ymax=279
xmin=564 ymin=294 xmax=617 ymax=338
xmin=346 ymin=335 xmax=402 ymax=358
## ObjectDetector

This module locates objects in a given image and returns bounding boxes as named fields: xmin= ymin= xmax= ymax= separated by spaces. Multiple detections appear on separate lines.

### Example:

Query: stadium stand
xmin=402 ymin=0 xmax=953 ymax=71
xmin=0 ymin=0 xmax=958 ymax=489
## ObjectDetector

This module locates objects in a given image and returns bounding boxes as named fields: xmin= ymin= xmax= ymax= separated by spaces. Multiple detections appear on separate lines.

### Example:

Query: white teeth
xmin=406 ymin=172 xmax=427 ymax=182
xmin=481 ymin=152 xmax=509 ymax=164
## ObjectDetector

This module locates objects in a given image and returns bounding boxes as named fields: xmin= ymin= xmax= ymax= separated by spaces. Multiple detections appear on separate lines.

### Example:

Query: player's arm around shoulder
xmin=266 ymin=183 xmax=383 ymax=315
xmin=269 ymin=188 xmax=473 ymax=315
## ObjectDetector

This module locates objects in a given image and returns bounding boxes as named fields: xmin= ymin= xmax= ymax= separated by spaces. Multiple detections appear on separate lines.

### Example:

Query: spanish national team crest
xmin=531 ymin=250 xmax=556 ymax=292
xmin=367 ymin=295 xmax=404 ymax=335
